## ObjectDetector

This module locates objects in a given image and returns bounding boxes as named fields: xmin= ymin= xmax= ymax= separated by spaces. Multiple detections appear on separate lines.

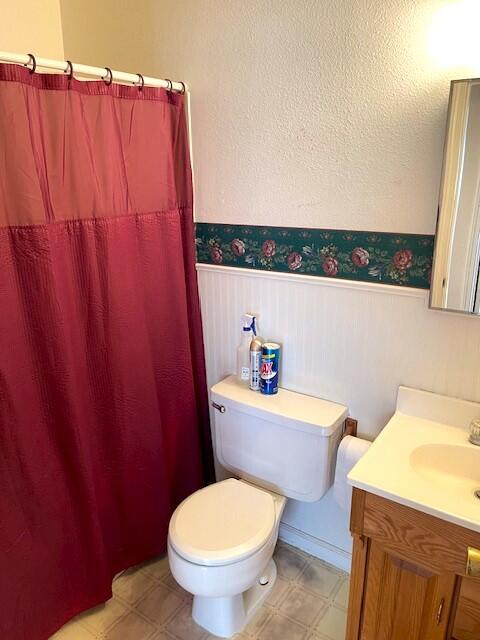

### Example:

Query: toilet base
xmin=192 ymin=559 xmax=277 ymax=638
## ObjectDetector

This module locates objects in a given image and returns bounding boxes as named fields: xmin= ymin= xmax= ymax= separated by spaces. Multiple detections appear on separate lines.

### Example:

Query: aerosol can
xmin=249 ymin=333 xmax=264 ymax=391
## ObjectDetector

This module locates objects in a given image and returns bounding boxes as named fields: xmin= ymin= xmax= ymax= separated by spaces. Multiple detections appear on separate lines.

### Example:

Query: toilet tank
xmin=211 ymin=376 xmax=348 ymax=502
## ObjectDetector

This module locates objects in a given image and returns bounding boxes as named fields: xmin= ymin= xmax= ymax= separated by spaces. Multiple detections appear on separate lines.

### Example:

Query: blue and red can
xmin=260 ymin=343 xmax=280 ymax=395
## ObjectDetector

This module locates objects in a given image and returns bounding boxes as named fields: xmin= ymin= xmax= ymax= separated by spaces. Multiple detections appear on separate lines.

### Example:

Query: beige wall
xmin=60 ymin=0 xmax=153 ymax=73
xmin=1 ymin=0 xmax=64 ymax=59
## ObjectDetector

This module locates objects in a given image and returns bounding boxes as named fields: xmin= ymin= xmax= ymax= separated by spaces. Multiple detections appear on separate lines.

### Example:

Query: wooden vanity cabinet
xmin=346 ymin=489 xmax=480 ymax=640
xmin=453 ymin=578 xmax=480 ymax=640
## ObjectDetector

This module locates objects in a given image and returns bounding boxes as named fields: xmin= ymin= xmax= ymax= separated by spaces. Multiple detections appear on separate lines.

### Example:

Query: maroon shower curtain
xmin=0 ymin=64 xmax=214 ymax=640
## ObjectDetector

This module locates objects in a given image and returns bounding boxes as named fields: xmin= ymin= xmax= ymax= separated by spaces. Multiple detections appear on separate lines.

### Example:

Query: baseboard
xmin=278 ymin=522 xmax=352 ymax=574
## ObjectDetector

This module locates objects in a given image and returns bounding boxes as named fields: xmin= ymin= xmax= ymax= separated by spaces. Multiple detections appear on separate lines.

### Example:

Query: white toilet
xmin=168 ymin=375 xmax=347 ymax=638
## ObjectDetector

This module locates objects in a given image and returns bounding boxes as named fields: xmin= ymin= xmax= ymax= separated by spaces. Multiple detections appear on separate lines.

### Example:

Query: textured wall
xmin=62 ymin=0 xmax=480 ymax=234
xmin=0 ymin=0 xmax=64 ymax=59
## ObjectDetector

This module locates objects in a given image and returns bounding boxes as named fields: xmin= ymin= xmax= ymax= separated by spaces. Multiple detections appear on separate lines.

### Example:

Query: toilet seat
xmin=168 ymin=479 xmax=276 ymax=567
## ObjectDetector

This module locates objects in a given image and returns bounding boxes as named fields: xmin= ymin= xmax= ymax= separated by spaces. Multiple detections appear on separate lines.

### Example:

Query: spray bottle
xmin=237 ymin=313 xmax=256 ymax=384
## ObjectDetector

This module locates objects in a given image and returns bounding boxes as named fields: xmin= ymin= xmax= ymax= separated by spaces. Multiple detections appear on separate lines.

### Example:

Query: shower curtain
xmin=0 ymin=64 xmax=214 ymax=640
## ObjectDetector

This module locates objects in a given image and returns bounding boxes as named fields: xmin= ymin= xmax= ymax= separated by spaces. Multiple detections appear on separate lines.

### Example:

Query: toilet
xmin=168 ymin=375 xmax=347 ymax=638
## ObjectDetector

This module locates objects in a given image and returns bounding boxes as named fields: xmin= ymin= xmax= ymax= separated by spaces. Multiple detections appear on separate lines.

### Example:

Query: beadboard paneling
xmin=198 ymin=265 xmax=480 ymax=437
xmin=197 ymin=264 xmax=480 ymax=564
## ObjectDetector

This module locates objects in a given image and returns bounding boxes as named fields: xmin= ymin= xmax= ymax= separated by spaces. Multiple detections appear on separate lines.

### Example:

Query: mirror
xmin=431 ymin=78 xmax=480 ymax=314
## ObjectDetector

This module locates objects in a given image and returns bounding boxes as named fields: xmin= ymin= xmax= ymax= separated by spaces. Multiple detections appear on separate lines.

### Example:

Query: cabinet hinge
xmin=467 ymin=546 xmax=480 ymax=577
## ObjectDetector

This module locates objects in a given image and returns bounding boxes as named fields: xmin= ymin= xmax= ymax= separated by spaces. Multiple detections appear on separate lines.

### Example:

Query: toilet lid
xmin=168 ymin=479 xmax=276 ymax=566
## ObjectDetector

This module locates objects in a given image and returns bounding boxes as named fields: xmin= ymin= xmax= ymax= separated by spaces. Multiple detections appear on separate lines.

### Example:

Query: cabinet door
xmin=452 ymin=577 xmax=480 ymax=640
xmin=360 ymin=540 xmax=457 ymax=640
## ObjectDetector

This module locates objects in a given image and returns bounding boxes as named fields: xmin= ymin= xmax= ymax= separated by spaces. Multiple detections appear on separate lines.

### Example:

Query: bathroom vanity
xmin=346 ymin=489 xmax=480 ymax=640
xmin=346 ymin=387 xmax=480 ymax=640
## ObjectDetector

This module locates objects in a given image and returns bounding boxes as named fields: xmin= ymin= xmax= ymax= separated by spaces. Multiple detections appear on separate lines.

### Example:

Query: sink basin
xmin=410 ymin=443 xmax=480 ymax=491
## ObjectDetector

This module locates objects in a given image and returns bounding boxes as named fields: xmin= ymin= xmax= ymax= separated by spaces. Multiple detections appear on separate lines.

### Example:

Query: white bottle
xmin=237 ymin=313 xmax=255 ymax=384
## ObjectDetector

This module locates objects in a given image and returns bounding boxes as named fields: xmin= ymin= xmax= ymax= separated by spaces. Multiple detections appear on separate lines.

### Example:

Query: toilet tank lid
xmin=211 ymin=375 xmax=347 ymax=436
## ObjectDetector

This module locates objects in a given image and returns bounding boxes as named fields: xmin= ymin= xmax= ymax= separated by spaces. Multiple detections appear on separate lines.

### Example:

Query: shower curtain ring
xmin=103 ymin=67 xmax=113 ymax=86
xmin=136 ymin=73 xmax=145 ymax=91
xmin=165 ymin=78 xmax=173 ymax=92
xmin=65 ymin=60 xmax=74 ymax=81
xmin=26 ymin=53 xmax=37 ymax=74
xmin=178 ymin=81 xmax=186 ymax=95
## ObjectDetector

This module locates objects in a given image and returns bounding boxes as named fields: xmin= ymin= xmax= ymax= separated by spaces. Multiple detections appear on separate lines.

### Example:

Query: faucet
xmin=470 ymin=419 xmax=480 ymax=446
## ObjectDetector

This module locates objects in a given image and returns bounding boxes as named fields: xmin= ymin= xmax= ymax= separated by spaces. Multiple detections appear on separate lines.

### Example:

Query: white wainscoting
xmin=196 ymin=264 xmax=480 ymax=568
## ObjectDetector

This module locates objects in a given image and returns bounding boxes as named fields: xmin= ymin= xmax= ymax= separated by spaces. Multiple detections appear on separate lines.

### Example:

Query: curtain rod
xmin=0 ymin=51 xmax=186 ymax=93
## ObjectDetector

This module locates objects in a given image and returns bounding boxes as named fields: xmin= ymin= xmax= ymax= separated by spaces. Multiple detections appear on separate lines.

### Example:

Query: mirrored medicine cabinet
xmin=431 ymin=78 xmax=480 ymax=314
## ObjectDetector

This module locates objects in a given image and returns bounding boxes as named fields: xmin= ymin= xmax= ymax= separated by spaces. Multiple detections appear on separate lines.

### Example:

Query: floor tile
xmin=105 ymin=610 xmax=156 ymax=640
xmin=142 ymin=555 xmax=171 ymax=580
xmin=49 ymin=542 xmax=349 ymax=640
xmin=298 ymin=558 xmax=343 ymax=598
xmin=165 ymin=603 xmax=208 ymax=640
xmin=279 ymin=584 xmax=326 ymax=627
xmin=243 ymin=605 xmax=271 ymax=636
xmin=136 ymin=583 xmax=184 ymax=624
xmin=257 ymin=613 xmax=308 ymax=640
xmin=112 ymin=567 xmax=156 ymax=604
xmin=274 ymin=544 xmax=307 ymax=581
xmin=316 ymin=605 xmax=347 ymax=640
xmin=79 ymin=597 xmax=129 ymax=633
xmin=50 ymin=621 xmax=96 ymax=639
xmin=266 ymin=576 xmax=290 ymax=607
xmin=205 ymin=635 xmax=249 ymax=640
xmin=333 ymin=578 xmax=350 ymax=608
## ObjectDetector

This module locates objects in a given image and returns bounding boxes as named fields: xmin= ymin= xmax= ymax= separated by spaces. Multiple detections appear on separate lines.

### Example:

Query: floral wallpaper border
xmin=195 ymin=223 xmax=434 ymax=289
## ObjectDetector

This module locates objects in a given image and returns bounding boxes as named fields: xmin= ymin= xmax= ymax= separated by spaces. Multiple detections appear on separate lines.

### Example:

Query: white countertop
xmin=348 ymin=386 xmax=480 ymax=533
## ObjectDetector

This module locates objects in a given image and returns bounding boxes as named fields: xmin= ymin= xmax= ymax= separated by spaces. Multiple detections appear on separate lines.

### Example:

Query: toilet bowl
xmin=168 ymin=479 xmax=286 ymax=638
xmin=167 ymin=375 xmax=348 ymax=637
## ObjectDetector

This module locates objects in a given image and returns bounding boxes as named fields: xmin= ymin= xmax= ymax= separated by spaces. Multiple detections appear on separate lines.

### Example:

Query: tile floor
xmin=50 ymin=542 xmax=349 ymax=640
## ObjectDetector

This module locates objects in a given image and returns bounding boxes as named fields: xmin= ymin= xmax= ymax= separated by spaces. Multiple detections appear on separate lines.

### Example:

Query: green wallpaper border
xmin=195 ymin=223 xmax=434 ymax=289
